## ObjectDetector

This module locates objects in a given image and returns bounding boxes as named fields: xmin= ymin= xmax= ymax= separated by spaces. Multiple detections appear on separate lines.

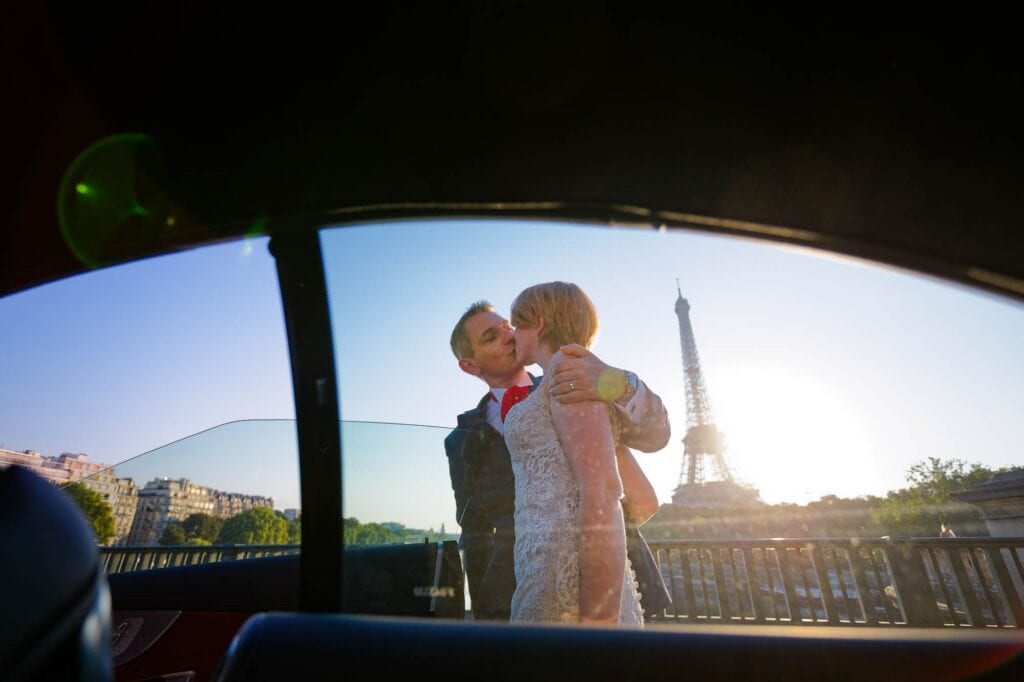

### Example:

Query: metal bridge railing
xmin=645 ymin=537 xmax=1024 ymax=628
xmin=99 ymin=537 xmax=1024 ymax=628
xmin=100 ymin=544 xmax=300 ymax=574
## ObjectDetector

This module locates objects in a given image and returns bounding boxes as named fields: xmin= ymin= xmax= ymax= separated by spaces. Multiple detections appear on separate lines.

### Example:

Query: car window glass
xmin=321 ymin=218 xmax=1024 ymax=626
xmin=0 ymin=237 xmax=298 ymax=565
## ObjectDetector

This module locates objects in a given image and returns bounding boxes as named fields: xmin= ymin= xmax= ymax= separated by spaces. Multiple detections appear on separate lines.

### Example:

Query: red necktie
xmin=499 ymin=385 xmax=531 ymax=422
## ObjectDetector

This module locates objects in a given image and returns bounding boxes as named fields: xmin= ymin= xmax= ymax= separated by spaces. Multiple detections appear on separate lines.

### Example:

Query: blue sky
xmin=2 ymin=219 xmax=1022 ymax=531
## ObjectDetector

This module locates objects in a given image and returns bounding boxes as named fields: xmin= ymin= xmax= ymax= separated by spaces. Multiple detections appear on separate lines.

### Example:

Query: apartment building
xmin=125 ymin=477 xmax=273 ymax=546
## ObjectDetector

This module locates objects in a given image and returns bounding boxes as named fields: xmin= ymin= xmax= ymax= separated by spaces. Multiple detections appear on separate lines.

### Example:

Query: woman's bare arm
xmin=549 ymin=352 xmax=626 ymax=625
xmin=617 ymin=444 xmax=659 ymax=526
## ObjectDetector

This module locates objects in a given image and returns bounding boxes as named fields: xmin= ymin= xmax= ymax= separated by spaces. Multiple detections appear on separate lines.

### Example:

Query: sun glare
xmin=710 ymin=365 xmax=882 ymax=505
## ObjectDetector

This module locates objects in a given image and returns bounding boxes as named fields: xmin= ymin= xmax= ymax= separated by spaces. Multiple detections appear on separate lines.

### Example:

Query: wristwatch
xmin=616 ymin=370 xmax=639 ymax=405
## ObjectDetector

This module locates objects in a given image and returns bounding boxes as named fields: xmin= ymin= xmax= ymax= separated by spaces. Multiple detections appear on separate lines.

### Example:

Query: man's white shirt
xmin=486 ymin=372 xmax=650 ymax=436
xmin=486 ymin=376 xmax=534 ymax=435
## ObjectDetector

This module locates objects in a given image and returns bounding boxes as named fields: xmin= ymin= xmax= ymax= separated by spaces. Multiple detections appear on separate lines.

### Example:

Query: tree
xmin=276 ymin=511 xmax=300 ymax=544
xmin=872 ymin=457 xmax=992 ymax=537
xmin=181 ymin=513 xmax=224 ymax=543
xmin=343 ymin=517 xmax=402 ymax=545
xmin=159 ymin=523 xmax=187 ymax=545
xmin=61 ymin=482 xmax=115 ymax=544
xmin=216 ymin=507 xmax=290 ymax=545
xmin=904 ymin=457 xmax=993 ymax=498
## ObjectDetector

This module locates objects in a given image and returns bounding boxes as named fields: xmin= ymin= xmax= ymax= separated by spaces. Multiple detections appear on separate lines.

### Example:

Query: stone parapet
xmin=953 ymin=470 xmax=1024 ymax=537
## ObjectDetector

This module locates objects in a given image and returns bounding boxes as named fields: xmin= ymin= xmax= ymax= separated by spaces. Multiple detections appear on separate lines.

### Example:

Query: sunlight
xmin=710 ymin=365 xmax=881 ymax=505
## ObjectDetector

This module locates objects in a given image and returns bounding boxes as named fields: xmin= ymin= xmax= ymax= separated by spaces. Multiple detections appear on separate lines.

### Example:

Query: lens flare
xmin=57 ymin=133 xmax=188 ymax=268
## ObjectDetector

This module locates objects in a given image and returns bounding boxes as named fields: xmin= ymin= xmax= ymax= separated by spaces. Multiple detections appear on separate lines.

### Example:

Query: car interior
xmin=3 ymin=4 xmax=1024 ymax=681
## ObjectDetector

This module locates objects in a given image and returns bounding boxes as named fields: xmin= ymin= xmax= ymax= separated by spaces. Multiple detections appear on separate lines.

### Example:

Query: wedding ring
xmin=569 ymin=381 xmax=576 ymax=391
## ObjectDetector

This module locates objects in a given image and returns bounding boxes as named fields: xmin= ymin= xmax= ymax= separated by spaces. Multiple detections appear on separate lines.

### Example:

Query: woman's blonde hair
xmin=511 ymin=281 xmax=599 ymax=350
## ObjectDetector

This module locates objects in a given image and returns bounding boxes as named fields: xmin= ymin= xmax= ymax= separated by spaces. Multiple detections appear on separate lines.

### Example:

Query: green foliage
xmin=162 ymin=513 xmax=227 ymax=546
xmin=345 ymin=518 xmax=402 ymax=545
xmin=644 ymin=495 xmax=886 ymax=541
xmin=181 ymin=513 xmax=224 ymax=543
xmin=61 ymin=482 xmax=115 ymax=544
xmin=278 ymin=512 xmax=301 ymax=544
xmin=644 ymin=457 xmax=1008 ymax=540
xmin=341 ymin=518 xmax=457 ymax=545
xmin=870 ymin=499 xmax=985 ymax=537
xmin=871 ymin=457 xmax=992 ymax=537
xmin=159 ymin=523 xmax=187 ymax=545
xmin=905 ymin=457 xmax=994 ymax=498
xmin=343 ymin=517 xmax=403 ymax=545
xmin=216 ymin=506 xmax=290 ymax=545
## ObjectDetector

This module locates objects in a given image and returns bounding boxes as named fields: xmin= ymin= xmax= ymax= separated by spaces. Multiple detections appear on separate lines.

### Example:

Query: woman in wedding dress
xmin=503 ymin=281 xmax=644 ymax=627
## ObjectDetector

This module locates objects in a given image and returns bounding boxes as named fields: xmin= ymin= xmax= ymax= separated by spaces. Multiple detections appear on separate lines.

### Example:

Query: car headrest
xmin=0 ymin=465 xmax=112 ymax=681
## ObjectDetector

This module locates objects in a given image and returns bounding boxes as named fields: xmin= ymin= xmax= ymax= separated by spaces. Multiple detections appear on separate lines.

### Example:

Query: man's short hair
xmin=450 ymin=300 xmax=496 ymax=359
xmin=511 ymin=282 xmax=598 ymax=350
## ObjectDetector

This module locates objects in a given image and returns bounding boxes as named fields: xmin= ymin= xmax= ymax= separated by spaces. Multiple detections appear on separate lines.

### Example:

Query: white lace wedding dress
xmin=504 ymin=378 xmax=644 ymax=627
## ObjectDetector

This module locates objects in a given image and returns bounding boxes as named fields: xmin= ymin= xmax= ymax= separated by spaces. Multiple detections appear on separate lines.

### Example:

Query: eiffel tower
xmin=671 ymin=281 xmax=761 ymax=508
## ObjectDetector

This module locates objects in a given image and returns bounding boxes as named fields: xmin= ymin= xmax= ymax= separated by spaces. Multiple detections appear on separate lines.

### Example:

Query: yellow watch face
xmin=597 ymin=368 xmax=629 ymax=402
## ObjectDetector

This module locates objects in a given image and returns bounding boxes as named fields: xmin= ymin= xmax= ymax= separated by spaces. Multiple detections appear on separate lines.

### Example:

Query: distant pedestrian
xmin=940 ymin=522 xmax=956 ymax=538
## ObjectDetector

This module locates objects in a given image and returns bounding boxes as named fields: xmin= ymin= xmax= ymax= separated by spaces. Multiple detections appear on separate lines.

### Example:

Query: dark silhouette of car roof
xmin=4 ymin=4 xmax=1022 ymax=304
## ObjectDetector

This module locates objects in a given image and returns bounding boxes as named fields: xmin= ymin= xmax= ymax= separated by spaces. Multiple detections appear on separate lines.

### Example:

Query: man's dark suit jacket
xmin=444 ymin=378 xmax=533 ymax=621
xmin=444 ymin=375 xmax=672 ymax=621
